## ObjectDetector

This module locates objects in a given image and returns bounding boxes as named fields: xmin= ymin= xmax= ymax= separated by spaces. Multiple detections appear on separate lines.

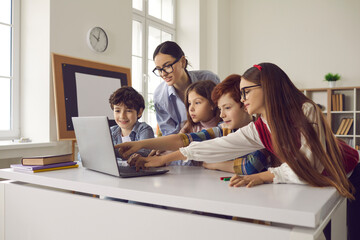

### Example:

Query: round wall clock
xmin=87 ymin=27 xmax=108 ymax=52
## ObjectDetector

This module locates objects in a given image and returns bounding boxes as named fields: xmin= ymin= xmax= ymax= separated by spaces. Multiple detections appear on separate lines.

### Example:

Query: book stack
xmin=335 ymin=118 xmax=354 ymax=135
xmin=331 ymin=94 xmax=344 ymax=111
xmin=11 ymin=153 xmax=78 ymax=173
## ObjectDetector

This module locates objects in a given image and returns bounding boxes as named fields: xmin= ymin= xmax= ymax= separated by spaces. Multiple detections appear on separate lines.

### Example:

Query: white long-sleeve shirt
xmin=179 ymin=102 xmax=326 ymax=184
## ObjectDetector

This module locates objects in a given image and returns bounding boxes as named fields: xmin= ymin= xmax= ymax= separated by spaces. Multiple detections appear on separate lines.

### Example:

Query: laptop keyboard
xmin=118 ymin=165 xmax=144 ymax=173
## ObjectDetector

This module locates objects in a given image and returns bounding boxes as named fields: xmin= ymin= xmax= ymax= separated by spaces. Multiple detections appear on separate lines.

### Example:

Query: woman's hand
xmin=114 ymin=142 xmax=142 ymax=159
xmin=229 ymin=171 xmax=274 ymax=188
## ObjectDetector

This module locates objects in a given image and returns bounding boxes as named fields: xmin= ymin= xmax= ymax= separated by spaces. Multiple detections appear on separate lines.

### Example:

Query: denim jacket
xmin=110 ymin=121 xmax=154 ymax=158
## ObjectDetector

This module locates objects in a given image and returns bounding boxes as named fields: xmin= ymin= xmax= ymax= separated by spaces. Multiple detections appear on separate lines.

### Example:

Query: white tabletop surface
xmin=0 ymin=165 xmax=341 ymax=228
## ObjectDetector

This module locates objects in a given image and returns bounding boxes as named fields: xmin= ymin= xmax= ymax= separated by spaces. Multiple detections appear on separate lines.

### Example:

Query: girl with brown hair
xmin=180 ymin=80 xmax=220 ymax=134
xmin=167 ymin=63 xmax=359 ymax=239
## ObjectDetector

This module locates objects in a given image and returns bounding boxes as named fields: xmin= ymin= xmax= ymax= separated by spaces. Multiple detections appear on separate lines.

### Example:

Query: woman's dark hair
xmin=184 ymin=80 xmax=219 ymax=129
xmin=242 ymin=62 xmax=354 ymax=199
xmin=153 ymin=41 xmax=188 ymax=69
xmin=109 ymin=86 xmax=145 ymax=117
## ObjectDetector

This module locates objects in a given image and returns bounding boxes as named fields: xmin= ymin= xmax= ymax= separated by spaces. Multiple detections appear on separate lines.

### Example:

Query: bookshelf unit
xmin=301 ymin=86 xmax=360 ymax=149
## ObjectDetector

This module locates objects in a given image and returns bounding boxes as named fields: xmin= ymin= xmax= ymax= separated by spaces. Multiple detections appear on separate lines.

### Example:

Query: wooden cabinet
xmin=301 ymin=86 xmax=360 ymax=149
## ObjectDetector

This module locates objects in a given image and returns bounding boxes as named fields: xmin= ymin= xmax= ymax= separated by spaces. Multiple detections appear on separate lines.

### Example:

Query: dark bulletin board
xmin=52 ymin=53 xmax=131 ymax=140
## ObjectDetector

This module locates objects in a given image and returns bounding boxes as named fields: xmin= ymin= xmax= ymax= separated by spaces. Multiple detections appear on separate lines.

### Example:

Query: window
xmin=0 ymin=0 xmax=20 ymax=140
xmin=132 ymin=0 xmax=175 ymax=130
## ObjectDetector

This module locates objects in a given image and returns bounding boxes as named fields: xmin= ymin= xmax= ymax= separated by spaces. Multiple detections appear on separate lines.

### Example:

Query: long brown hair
xmin=242 ymin=63 xmax=354 ymax=199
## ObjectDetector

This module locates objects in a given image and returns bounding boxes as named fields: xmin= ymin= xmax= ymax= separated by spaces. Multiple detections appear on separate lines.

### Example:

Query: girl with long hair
xmin=118 ymin=63 xmax=359 ymax=239
xmin=173 ymin=63 xmax=360 ymax=239
xmin=180 ymin=80 xmax=220 ymax=134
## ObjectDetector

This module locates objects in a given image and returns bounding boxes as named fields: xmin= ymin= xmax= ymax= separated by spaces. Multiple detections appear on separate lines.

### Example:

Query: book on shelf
xmin=335 ymin=118 xmax=347 ymax=135
xmin=21 ymin=153 xmax=73 ymax=166
xmin=336 ymin=94 xmax=340 ymax=111
xmin=331 ymin=94 xmax=344 ymax=111
xmin=11 ymin=161 xmax=78 ymax=173
xmin=342 ymin=118 xmax=353 ymax=135
xmin=339 ymin=94 xmax=344 ymax=111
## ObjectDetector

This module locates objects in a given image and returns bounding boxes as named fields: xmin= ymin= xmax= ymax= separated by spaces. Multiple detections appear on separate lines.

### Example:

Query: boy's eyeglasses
xmin=152 ymin=58 xmax=181 ymax=77
xmin=240 ymin=84 xmax=261 ymax=100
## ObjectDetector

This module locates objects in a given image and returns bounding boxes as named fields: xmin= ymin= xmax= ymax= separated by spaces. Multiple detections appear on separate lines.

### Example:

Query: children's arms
xmin=229 ymin=171 xmax=275 ymax=188
xmin=233 ymin=150 xmax=270 ymax=175
xmin=203 ymin=161 xmax=235 ymax=173
xmin=128 ymin=150 xmax=186 ymax=168
xmin=179 ymin=123 xmax=264 ymax=163
xmin=115 ymin=134 xmax=184 ymax=159
xmin=202 ymin=150 xmax=270 ymax=174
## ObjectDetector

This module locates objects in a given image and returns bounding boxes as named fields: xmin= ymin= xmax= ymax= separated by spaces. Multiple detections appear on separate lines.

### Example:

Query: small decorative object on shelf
xmin=324 ymin=73 xmax=341 ymax=88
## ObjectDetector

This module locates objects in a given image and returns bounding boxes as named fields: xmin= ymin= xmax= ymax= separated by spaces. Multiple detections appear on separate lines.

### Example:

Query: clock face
xmin=87 ymin=27 xmax=108 ymax=52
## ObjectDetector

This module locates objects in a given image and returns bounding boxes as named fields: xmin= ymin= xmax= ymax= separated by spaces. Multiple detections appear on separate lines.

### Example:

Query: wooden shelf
xmin=301 ymin=86 xmax=360 ymax=148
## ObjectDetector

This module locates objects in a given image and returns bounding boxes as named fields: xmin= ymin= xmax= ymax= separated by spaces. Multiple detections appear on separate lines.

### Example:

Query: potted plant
xmin=324 ymin=73 xmax=341 ymax=88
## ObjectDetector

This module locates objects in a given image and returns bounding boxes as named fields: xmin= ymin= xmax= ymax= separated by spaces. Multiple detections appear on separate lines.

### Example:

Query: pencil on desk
xmin=220 ymin=176 xmax=231 ymax=180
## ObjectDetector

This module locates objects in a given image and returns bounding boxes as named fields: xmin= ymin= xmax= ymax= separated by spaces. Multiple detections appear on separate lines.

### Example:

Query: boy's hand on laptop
xmin=127 ymin=154 xmax=147 ymax=171
xmin=128 ymin=154 xmax=167 ymax=169
xmin=115 ymin=142 xmax=141 ymax=159
xmin=143 ymin=155 xmax=167 ymax=168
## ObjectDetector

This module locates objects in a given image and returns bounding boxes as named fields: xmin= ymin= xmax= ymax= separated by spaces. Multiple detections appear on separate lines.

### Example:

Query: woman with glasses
xmin=152 ymin=41 xmax=220 ymax=136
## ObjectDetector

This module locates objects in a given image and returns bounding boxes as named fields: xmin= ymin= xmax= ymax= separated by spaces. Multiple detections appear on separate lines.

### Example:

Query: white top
xmin=180 ymin=102 xmax=326 ymax=184
xmin=121 ymin=135 xmax=131 ymax=143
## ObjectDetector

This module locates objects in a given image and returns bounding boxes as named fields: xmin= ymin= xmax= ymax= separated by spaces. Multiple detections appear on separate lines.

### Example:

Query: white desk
xmin=0 ymin=166 xmax=346 ymax=240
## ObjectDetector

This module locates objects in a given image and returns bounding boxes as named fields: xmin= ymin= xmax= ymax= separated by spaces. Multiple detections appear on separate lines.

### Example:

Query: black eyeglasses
xmin=152 ymin=58 xmax=181 ymax=77
xmin=240 ymin=84 xmax=261 ymax=100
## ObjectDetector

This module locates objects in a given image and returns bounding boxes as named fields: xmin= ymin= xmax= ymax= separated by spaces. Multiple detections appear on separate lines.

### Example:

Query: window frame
xmin=132 ymin=0 xmax=176 ymax=129
xmin=0 ymin=0 xmax=20 ymax=140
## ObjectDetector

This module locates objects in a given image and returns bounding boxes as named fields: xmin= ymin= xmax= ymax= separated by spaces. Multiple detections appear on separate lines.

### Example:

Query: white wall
xmin=1 ymin=0 xmax=132 ymax=161
xmin=229 ymin=0 xmax=360 ymax=89
xmin=176 ymin=0 xmax=200 ymax=70
xmin=23 ymin=0 xmax=131 ymax=143
xmin=20 ymin=0 xmax=51 ymax=143
xmin=177 ymin=0 xmax=230 ymax=80
xmin=49 ymin=0 xmax=132 ymax=142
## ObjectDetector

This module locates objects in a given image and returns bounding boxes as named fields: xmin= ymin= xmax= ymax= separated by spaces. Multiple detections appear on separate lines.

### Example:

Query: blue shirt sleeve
xmin=155 ymin=102 xmax=180 ymax=136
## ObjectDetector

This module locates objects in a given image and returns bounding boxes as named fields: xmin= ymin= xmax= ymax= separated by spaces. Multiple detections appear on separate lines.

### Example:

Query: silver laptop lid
xmin=72 ymin=116 xmax=120 ymax=177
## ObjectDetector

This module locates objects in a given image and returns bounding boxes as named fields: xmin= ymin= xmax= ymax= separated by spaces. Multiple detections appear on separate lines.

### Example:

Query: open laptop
xmin=72 ymin=116 xmax=169 ymax=178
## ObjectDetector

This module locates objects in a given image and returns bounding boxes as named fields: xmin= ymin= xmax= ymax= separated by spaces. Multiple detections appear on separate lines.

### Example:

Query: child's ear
xmin=137 ymin=108 xmax=144 ymax=119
